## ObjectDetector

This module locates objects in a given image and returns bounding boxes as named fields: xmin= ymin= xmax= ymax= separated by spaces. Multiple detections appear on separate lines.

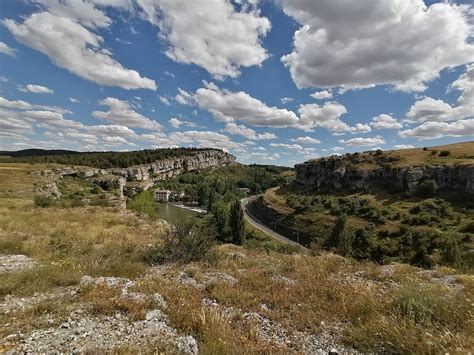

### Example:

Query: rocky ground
xmin=0 ymin=254 xmax=357 ymax=353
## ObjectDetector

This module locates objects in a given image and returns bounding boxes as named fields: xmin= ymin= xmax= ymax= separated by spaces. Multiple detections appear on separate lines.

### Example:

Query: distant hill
xmin=0 ymin=149 xmax=81 ymax=157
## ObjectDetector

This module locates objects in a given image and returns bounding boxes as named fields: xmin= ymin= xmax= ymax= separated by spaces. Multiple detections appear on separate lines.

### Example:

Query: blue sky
xmin=0 ymin=0 xmax=473 ymax=166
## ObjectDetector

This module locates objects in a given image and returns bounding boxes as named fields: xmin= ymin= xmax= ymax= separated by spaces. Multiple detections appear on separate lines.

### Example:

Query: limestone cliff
xmin=295 ymin=156 xmax=474 ymax=194
xmin=37 ymin=150 xmax=236 ymax=197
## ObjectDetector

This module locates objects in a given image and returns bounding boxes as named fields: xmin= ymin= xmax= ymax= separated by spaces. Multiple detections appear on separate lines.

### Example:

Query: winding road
xmin=241 ymin=195 xmax=307 ymax=250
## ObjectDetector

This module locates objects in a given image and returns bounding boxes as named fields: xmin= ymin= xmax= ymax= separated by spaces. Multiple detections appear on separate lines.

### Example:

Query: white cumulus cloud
xmin=18 ymin=84 xmax=54 ymax=94
xmin=224 ymin=123 xmax=276 ymax=140
xmin=370 ymin=114 xmax=403 ymax=129
xmin=0 ymin=41 xmax=16 ymax=56
xmin=280 ymin=0 xmax=474 ymax=91
xmin=340 ymin=136 xmax=386 ymax=147
xmin=3 ymin=12 xmax=156 ymax=90
xmin=399 ymin=119 xmax=474 ymax=139
xmin=311 ymin=90 xmax=332 ymax=100
xmin=291 ymin=136 xmax=321 ymax=144
xmin=137 ymin=0 xmax=270 ymax=79
xmin=92 ymin=97 xmax=162 ymax=130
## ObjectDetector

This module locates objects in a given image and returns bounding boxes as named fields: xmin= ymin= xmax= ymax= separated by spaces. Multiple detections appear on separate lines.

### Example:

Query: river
xmin=155 ymin=202 xmax=201 ymax=224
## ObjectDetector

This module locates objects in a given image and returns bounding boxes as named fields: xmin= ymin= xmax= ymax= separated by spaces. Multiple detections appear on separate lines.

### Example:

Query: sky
xmin=0 ymin=0 xmax=473 ymax=166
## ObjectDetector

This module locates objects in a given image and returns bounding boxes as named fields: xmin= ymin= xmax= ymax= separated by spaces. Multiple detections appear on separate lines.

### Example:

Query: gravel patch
xmin=3 ymin=308 xmax=198 ymax=353
xmin=202 ymin=298 xmax=352 ymax=353
xmin=0 ymin=254 xmax=38 ymax=273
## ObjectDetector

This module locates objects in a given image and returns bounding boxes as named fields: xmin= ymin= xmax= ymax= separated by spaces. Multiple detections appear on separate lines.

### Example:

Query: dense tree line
xmin=8 ymin=148 xmax=220 ymax=168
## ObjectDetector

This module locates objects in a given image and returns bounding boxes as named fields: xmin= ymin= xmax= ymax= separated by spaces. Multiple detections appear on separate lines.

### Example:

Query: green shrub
xmin=325 ymin=214 xmax=353 ymax=256
xmin=34 ymin=195 xmax=54 ymax=208
xmin=439 ymin=150 xmax=450 ymax=157
xmin=459 ymin=221 xmax=474 ymax=233
xmin=392 ymin=279 xmax=460 ymax=327
xmin=440 ymin=238 xmax=462 ymax=268
xmin=127 ymin=190 xmax=158 ymax=218
xmin=416 ymin=179 xmax=437 ymax=197
xmin=145 ymin=218 xmax=217 ymax=265
xmin=91 ymin=185 xmax=101 ymax=194
xmin=410 ymin=247 xmax=433 ymax=269
xmin=430 ymin=150 xmax=437 ymax=156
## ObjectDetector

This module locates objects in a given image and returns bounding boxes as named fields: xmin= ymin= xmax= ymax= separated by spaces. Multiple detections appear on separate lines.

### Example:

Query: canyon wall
xmin=295 ymin=157 xmax=474 ymax=194
xmin=37 ymin=150 xmax=236 ymax=197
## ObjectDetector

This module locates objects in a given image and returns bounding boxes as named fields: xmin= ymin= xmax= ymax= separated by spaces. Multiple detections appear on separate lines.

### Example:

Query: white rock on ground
xmin=0 ymin=254 xmax=37 ymax=273
xmin=7 ymin=308 xmax=198 ymax=353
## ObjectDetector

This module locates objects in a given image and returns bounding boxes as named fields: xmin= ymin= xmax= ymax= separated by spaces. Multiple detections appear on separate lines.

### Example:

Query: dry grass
xmin=0 ymin=163 xmax=57 ymax=199
xmin=356 ymin=141 xmax=474 ymax=169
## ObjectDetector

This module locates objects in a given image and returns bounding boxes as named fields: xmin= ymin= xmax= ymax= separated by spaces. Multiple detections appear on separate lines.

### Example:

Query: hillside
xmin=305 ymin=141 xmax=474 ymax=169
xmin=295 ymin=142 xmax=474 ymax=194
xmin=252 ymin=142 xmax=474 ymax=271
xmin=0 ymin=161 xmax=472 ymax=353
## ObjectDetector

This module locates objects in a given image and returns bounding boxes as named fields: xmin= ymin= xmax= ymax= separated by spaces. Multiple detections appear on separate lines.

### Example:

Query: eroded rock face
xmin=295 ymin=157 xmax=474 ymax=193
xmin=35 ymin=150 xmax=236 ymax=198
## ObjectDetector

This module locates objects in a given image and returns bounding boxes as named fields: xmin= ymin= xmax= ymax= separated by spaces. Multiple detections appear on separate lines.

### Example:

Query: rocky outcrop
xmin=295 ymin=157 xmax=474 ymax=193
xmin=33 ymin=182 xmax=61 ymax=199
xmin=34 ymin=150 xmax=236 ymax=198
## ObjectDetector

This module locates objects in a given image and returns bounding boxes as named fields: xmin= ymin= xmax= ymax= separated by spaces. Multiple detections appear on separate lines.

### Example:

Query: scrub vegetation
xmin=0 ymin=160 xmax=472 ymax=353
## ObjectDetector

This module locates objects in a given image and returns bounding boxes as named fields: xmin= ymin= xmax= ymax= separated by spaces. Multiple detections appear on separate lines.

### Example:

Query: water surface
xmin=156 ymin=203 xmax=199 ymax=224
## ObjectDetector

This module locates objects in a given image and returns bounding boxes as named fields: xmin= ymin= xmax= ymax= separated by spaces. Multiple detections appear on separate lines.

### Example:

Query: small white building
xmin=154 ymin=189 xmax=172 ymax=202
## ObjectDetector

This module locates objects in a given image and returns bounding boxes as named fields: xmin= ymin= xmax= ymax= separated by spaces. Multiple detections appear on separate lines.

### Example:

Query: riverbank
xmin=169 ymin=203 xmax=206 ymax=214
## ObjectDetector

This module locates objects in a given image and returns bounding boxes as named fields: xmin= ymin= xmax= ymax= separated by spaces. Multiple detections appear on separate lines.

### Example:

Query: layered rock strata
xmin=295 ymin=157 xmax=474 ymax=193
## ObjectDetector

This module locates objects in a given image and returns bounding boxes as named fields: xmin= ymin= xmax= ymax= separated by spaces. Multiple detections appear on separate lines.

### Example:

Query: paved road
xmin=241 ymin=196 xmax=307 ymax=250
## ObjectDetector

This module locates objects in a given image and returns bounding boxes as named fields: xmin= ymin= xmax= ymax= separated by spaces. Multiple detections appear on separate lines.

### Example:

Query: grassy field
xmin=0 ymin=162 xmax=473 ymax=353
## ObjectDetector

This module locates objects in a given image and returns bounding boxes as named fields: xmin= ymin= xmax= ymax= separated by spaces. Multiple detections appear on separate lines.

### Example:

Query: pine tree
xmin=229 ymin=200 xmax=245 ymax=245
xmin=211 ymin=200 xmax=229 ymax=242
xmin=325 ymin=214 xmax=352 ymax=256
xmin=441 ymin=238 xmax=462 ymax=268
xmin=325 ymin=214 xmax=347 ymax=249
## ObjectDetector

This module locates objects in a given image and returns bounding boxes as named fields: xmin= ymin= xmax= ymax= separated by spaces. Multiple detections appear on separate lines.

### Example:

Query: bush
xmin=34 ymin=195 xmax=54 ymax=208
xmin=422 ymin=147 xmax=428 ymax=151
xmin=127 ymin=190 xmax=158 ymax=218
xmin=411 ymin=247 xmax=434 ymax=269
xmin=325 ymin=214 xmax=353 ymax=256
xmin=416 ymin=179 xmax=437 ymax=197
xmin=439 ymin=150 xmax=450 ymax=157
xmin=392 ymin=279 xmax=455 ymax=326
xmin=91 ymin=185 xmax=101 ymax=194
xmin=145 ymin=218 xmax=217 ymax=265
xmin=430 ymin=150 xmax=437 ymax=156
xmin=441 ymin=238 xmax=462 ymax=268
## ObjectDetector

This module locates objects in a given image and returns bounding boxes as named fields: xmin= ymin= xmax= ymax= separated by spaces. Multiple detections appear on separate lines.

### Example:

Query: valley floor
xmin=0 ymin=163 xmax=473 ymax=353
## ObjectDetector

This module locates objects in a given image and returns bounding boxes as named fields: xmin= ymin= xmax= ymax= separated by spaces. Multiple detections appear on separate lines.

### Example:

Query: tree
xmin=127 ymin=190 xmax=157 ymax=218
xmin=145 ymin=217 xmax=217 ymax=265
xmin=411 ymin=246 xmax=433 ymax=269
xmin=325 ymin=214 xmax=353 ymax=256
xmin=353 ymin=226 xmax=373 ymax=260
xmin=211 ymin=200 xmax=229 ymax=242
xmin=229 ymin=200 xmax=245 ymax=245
xmin=441 ymin=238 xmax=462 ymax=268
xmin=325 ymin=214 xmax=346 ymax=249
xmin=197 ymin=183 xmax=210 ymax=206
